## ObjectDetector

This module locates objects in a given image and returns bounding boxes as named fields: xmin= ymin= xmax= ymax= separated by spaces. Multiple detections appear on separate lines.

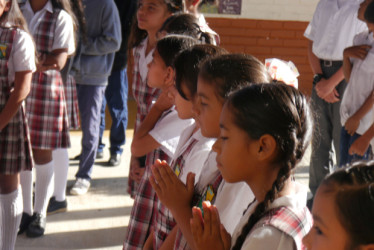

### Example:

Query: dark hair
xmin=128 ymin=0 xmax=184 ymax=49
xmin=199 ymin=54 xmax=272 ymax=102
xmin=159 ymin=13 xmax=214 ymax=44
xmin=230 ymin=83 xmax=313 ymax=250
xmin=0 ymin=0 xmax=28 ymax=31
xmin=70 ymin=0 xmax=87 ymax=44
xmin=156 ymin=34 xmax=198 ymax=67
xmin=321 ymin=162 xmax=374 ymax=248
xmin=364 ymin=0 xmax=374 ymax=23
xmin=174 ymin=44 xmax=227 ymax=99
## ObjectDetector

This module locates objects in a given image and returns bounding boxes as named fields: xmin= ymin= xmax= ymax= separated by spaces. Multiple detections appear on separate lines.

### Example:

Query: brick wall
xmin=206 ymin=17 xmax=313 ymax=96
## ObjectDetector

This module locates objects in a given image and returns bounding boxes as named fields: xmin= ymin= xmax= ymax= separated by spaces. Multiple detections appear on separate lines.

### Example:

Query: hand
xmin=315 ymin=78 xmax=336 ymax=99
xmin=149 ymin=159 xmax=195 ymax=212
xmin=154 ymin=86 xmax=174 ymax=112
xmin=190 ymin=202 xmax=231 ymax=250
xmin=349 ymin=135 xmax=371 ymax=156
xmin=129 ymin=156 xmax=145 ymax=183
xmin=322 ymin=88 xmax=340 ymax=103
xmin=344 ymin=45 xmax=371 ymax=60
xmin=345 ymin=116 xmax=360 ymax=136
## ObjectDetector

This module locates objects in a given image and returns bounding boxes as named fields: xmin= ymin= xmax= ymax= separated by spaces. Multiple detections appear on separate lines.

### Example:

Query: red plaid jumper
xmin=64 ymin=74 xmax=79 ymax=129
xmin=174 ymin=173 xmax=223 ymax=250
xmin=253 ymin=206 xmax=312 ymax=250
xmin=123 ymin=148 xmax=170 ymax=250
xmin=127 ymin=39 xmax=161 ymax=197
xmin=0 ymin=28 xmax=33 ymax=174
xmin=25 ymin=9 xmax=70 ymax=149
xmin=153 ymin=139 xmax=198 ymax=249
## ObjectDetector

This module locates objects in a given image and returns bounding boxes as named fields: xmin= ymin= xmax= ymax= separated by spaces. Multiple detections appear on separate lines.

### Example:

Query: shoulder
xmin=13 ymin=28 xmax=35 ymax=50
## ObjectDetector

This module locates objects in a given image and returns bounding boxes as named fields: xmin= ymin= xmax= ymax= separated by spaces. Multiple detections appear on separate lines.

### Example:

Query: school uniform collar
xmin=139 ymin=37 xmax=154 ymax=83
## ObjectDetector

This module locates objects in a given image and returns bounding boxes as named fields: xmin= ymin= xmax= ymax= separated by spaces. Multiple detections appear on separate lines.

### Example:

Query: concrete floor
xmin=15 ymin=129 xmax=311 ymax=250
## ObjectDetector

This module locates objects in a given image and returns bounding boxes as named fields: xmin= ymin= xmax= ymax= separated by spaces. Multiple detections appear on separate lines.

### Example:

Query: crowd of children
xmin=0 ymin=0 xmax=374 ymax=249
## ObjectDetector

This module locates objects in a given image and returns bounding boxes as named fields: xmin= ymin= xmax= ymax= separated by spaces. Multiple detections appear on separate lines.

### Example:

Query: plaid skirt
xmin=64 ymin=74 xmax=79 ymax=129
xmin=26 ymin=70 xmax=70 ymax=149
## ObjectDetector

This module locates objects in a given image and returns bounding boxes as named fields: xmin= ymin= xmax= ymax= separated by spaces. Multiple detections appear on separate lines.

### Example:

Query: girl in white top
xmin=0 ymin=0 xmax=36 ymax=248
xmin=340 ymin=0 xmax=374 ymax=166
xmin=150 ymin=54 xmax=271 ymax=250
xmin=190 ymin=83 xmax=313 ymax=250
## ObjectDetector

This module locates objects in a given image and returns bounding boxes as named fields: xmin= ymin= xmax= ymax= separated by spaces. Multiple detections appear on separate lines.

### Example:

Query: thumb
xmin=186 ymin=172 xmax=195 ymax=193
xmin=220 ymin=224 xmax=231 ymax=250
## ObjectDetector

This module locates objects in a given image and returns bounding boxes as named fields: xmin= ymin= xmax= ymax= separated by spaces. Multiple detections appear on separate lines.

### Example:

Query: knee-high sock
xmin=34 ymin=161 xmax=54 ymax=216
xmin=52 ymin=148 xmax=69 ymax=202
xmin=20 ymin=170 xmax=33 ymax=216
xmin=0 ymin=187 xmax=23 ymax=250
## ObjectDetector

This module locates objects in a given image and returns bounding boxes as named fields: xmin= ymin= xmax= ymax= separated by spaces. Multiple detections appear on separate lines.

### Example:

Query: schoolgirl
xmin=190 ymin=83 xmax=313 ymax=249
xmin=18 ymin=0 xmax=75 ymax=238
xmin=303 ymin=161 xmax=374 ymax=249
xmin=150 ymin=54 xmax=271 ymax=249
xmin=0 ymin=0 xmax=35 ymax=248
xmin=123 ymin=35 xmax=197 ymax=249
xmin=127 ymin=0 xmax=183 ymax=198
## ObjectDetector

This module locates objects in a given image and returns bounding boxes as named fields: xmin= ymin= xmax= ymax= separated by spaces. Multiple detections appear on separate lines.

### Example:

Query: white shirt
xmin=1 ymin=25 xmax=36 ymax=82
xmin=231 ymin=182 xmax=309 ymax=250
xmin=340 ymin=31 xmax=374 ymax=135
xmin=134 ymin=37 xmax=154 ymax=83
xmin=195 ymin=150 xmax=254 ymax=234
xmin=149 ymin=107 xmax=194 ymax=158
xmin=21 ymin=0 xmax=75 ymax=55
xmin=173 ymin=124 xmax=215 ymax=184
xmin=304 ymin=0 xmax=367 ymax=60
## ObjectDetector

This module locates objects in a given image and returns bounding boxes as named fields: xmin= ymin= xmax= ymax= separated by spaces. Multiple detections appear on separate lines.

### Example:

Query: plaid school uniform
xmin=127 ymin=39 xmax=161 ymax=197
xmin=26 ymin=9 xmax=70 ymax=149
xmin=174 ymin=173 xmax=223 ymax=250
xmin=0 ymin=28 xmax=33 ymax=174
xmin=64 ymin=74 xmax=80 ymax=129
xmin=123 ymin=148 xmax=170 ymax=250
xmin=252 ymin=206 xmax=312 ymax=250
xmin=153 ymin=139 xmax=198 ymax=249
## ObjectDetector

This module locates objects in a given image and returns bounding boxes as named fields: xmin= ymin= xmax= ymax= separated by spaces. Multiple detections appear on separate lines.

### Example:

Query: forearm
xmin=171 ymin=206 xmax=197 ymax=250
xmin=42 ymin=49 xmax=68 ymax=70
xmin=159 ymin=226 xmax=177 ymax=250
xmin=143 ymin=230 xmax=154 ymax=250
xmin=326 ymin=67 xmax=344 ymax=88
xmin=0 ymin=71 xmax=32 ymax=130
xmin=307 ymin=40 xmax=322 ymax=75
xmin=351 ymin=91 xmax=374 ymax=121
xmin=343 ymin=51 xmax=353 ymax=81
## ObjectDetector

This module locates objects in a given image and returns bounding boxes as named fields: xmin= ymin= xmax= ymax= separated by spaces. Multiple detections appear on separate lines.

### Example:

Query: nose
xmin=192 ymin=98 xmax=201 ymax=116
xmin=212 ymin=138 xmax=221 ymax=153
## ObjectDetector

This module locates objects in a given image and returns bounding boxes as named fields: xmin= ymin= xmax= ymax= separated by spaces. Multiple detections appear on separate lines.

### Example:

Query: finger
xmin=157 ymin=163 xmax=175 ymax=185
xmin=191 ymin=207 xmax=204 ymax=240
xmin=210 ymin=206 xmax=221 ymax=237
xmin=220 ymin=224 xmax=231 ymax=250
xmin=202 ymin=201 xmax=212 ymax=236
xmin=151 ymin=164 xmax=168 ymax=190
xmin=149 ymin=176 xmax=162 ymax=195
xmin=186 ymin=172 xmax=196 ymax=195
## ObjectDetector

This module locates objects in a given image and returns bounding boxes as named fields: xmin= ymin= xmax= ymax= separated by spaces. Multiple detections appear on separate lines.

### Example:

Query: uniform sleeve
xmin=53 ymin=10 xmax=75 ymax=55
xmin=149 ymin=110 xmax=194 ymax=158
xmin=241 ymin=226 xmax=296 ymax=250
xmin=12 ymin=30 xmax=36 ymax=72
xmin=304 ymin=1 xmax=322 ymax=40
xmin=81 ymin=0 xmax=121 ymax=55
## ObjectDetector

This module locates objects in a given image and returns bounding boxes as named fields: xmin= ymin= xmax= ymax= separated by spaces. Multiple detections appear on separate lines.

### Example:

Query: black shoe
xmin=96 ymin=151 xmax=104 ymax=159
xmin=26 ymin=213 xmax=46 ymax=238
xmin=47 ymin=197 xmax=67 ymax=215
xmin=108 ymin=154 xmax=121 ymax=166
xmin=72 ymin=154 xmax=81 ymax=160
xmin=18 ymin=212 xmax=33 ymax=235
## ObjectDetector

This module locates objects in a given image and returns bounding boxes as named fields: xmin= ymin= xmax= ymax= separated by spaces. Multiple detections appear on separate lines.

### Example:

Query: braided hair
xmin=321 ymin=162 xmax=374 ymax=248
xmin=227 ymin=83 xmax=313 ymax=250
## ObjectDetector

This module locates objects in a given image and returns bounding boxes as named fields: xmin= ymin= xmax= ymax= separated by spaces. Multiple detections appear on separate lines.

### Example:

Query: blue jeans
xmin=76 ymin=84 xmax=106 ymax=180
xmin=339 ymin=127 xmax=372 ymax=167
xmin=98 ymin=68 xmax=128 ymax=155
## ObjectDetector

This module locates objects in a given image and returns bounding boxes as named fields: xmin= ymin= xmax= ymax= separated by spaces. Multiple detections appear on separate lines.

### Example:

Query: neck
xmin=30 ymin=0 xmax=49 ymax=13
xmin=146 ymin=31 xmax=157 ymax=55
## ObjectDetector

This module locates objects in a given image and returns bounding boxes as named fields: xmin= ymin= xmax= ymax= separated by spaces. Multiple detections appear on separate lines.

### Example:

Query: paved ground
xmin=15 ymin=129 xmax=311 ymax=250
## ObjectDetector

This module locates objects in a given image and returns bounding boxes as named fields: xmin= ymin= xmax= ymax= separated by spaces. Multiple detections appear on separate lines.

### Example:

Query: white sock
xmin=34 ymin=161 xmax=54 ymax=216
xmin=0 ymin=187 xmax=23 ymax=250
xmin=20 ymin=170 xmax=33 ymax=216
xmin=52 ymin=149 xmax=69 ymax=202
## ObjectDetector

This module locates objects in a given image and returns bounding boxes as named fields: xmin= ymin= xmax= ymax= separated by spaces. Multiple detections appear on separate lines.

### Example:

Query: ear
xmin=256 ymin=134 xmax=277 ymax=161
xmin=164 ymin=66 xmax=175 ymax=86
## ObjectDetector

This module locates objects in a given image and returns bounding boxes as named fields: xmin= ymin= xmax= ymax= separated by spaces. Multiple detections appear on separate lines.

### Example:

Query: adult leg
xmin=97 ymin=97 xmax=107 ymax=158
xmin=106 ymin=68 xmax=128 ymax=165
xmin=73 ymin=84 xmax=106 ymax=194
xmin=0 ymin=174 xmax=22 ymax=250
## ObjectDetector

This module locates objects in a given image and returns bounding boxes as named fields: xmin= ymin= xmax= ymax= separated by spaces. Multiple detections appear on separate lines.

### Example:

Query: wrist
xmin=313 ymin=73 xmax=324 ymax=85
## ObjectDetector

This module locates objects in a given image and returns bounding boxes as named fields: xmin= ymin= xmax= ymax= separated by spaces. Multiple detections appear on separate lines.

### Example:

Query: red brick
xmin=257 ymin=38 xmax=283 ymax=47
xmin=205 ymin=18 xmax=232 ymax=28
xmin=245 ymin=46 xmax=272 ymax=55
xmin=222 ymin=45 xmax=246 ymax=53
xmin=272 ymin=47 xmax=306 ymax=56
xmin=229 ymin=37 xmax=257 ymax=46
xmin=283 ymin=21 xmax=308 ymax=31
xmin=231 ymin=19 xmax=257 ymax=29
xmin=270 ymin=30 xmax=296 ymax=39
xmin=283 ymin=39 xmax=308 ymax=48
xmin=257 ymin=20 xmax=283 ymax=30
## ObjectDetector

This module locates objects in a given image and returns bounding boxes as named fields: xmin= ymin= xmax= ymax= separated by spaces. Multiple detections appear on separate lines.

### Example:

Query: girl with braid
xmin=190 ymin=83 xmax=313 ymax=249
xmin=303 ymin=162 xmax=374 ymax=249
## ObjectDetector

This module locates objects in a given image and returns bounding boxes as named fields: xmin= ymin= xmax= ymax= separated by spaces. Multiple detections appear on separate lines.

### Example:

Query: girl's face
xmin=0 ymin=0 xmax=10 ymax=17
xmin=212 ymin=104 xmax=258 ymax=183
xmin=137 ymin=0 xmax=171 ymax=33
xmin=193 ymin=77 xmax=223 ymax=138
xmin=303 ymin=185 xmax=350 ymax=250
xmin=147 ymin=50 xmax=169 ymax=88
xmin=172 ymin=82 xmax=194 ymax=120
